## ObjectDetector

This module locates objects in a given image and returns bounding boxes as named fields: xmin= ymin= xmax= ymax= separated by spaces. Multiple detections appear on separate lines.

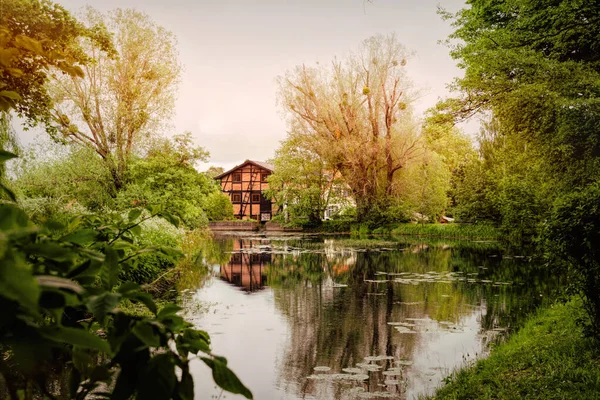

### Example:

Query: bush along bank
xmin=303 ymin=220 xmax=501 ymax=240
xmin=428 ymin=300 xmax=600 ymax=400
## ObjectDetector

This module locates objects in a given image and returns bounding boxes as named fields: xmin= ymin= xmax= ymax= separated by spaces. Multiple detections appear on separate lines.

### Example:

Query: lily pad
xmin=355 ymin=363 xmax=382 ymax=371
xmin=342 ymin=367 xmax=364 ymax=374
xmin=394 ymin=326 xmax=416 ymax=334
xmin=364 ymin=355 xmax=394 ymax=361
xmin=307 ymin=373 xmax=369 ymax=381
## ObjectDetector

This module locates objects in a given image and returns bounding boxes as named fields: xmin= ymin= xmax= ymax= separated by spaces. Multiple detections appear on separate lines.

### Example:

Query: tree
xmin=116 ymin=133 xmax=228 ymax=228
xmin=439 ymin=0 xmax=600 ymax=187
xmin=266 ymin=132 xmax=343 ymax=224
xmin=442 ymin=0 xmax=600 ymax=334
xmin=277 ymin=34 xmax=422 ymax=221
xmin=0 ymin=0 xmax=106 ymax=118
xmin=49 ymin=8 xmax=181 ymax=191
xmin=0 ymin=0 xmax=106 ymax=201
xmin=15 ymin=143 xmax=114 ymax=212
xmin=205 ymin=166 xmax=225 ymax=179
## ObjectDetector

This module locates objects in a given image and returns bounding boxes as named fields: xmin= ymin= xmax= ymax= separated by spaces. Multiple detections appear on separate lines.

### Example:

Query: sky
xmin=22 ymin=0 xmax=472 ymax=171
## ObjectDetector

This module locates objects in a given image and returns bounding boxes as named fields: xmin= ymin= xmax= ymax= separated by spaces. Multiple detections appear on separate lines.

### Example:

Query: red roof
xmin=214 ymin=160 xmax=274 ymax=180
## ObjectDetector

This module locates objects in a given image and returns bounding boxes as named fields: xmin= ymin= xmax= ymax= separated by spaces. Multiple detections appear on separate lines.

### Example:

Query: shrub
xmin=0 ymin=202 xmax=252 ymax=399
xmin=120 ymin=216 xmax=184 ymax=286
xmin=203 ymin=191 xmax=234 ymax=221
xmin=544 ymin=181 xmax=600 ymax=339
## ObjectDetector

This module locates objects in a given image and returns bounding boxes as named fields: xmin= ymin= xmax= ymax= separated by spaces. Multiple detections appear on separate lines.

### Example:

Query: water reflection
xmin=220 ymin=239 xmax=270 ymax=292
xmin=184 ymin=235 xmax=558 ymax=400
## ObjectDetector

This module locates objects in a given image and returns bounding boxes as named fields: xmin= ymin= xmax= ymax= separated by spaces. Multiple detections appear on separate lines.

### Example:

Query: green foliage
xmin=0 ymin=0 xmax=111 ymax=121
xmin=452 ymin=119 xmax=553 ymax=241
xmin=442 ymin=0 xmax=600 ymax=332
xmin=48 ymin=7 xmax=180 ymax=190
xmin=119 ymin=216 xmax=184 ymax=286
xmin=116 ymin=133 xmax=223 ymax=228
xmin=203 ymin=191 xmax=234 ymax=221
xmin=544 ymin=181 xmax=600 ymax=339
xmin=0 ymin=201 xmax=252 ymax=399
xmin=15 ymin=144 xmax=114 ymax=211
xmin=430 ymin=301 xmax=600 ymax=399
xmin=266 ymin=132 xmax=348 ymax=224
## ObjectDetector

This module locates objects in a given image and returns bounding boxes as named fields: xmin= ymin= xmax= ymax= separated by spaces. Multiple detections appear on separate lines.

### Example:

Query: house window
xmin=252 ymin=193 xmax=261 ymax=203
xmin=232 ymin=173 xmax=242 ymax=182
xmin=261 ymin=173 xmax=269 ymax=182
xmin=232 ymin=193 xmax=241 ymax=203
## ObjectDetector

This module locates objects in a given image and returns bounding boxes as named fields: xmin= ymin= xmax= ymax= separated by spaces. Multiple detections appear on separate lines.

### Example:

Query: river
xmin=179 ymin=234 xmax=558 ymax=400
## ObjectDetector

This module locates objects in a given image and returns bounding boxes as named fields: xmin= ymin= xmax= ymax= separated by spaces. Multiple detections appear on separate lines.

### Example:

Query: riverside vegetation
xmin=1 ymin=0 xmax=600 ymax=398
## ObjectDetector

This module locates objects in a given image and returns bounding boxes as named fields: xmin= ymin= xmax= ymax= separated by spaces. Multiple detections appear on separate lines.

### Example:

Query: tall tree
xmin=277 ymin=34 xmax=421 ymax=221
xmin=49 ymin=8 xmax=181 ymax=190
xmin=442 ymin=0 xmax=600 ymax=335
xmin=266 ymin=132 xmax=345 ymax=224
xmin=439 ymin=0 xmax=600 ymax=187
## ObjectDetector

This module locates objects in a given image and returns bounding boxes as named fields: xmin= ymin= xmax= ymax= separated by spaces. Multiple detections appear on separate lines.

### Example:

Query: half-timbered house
xmin=214 ymin=160 xmax=276 ymax=221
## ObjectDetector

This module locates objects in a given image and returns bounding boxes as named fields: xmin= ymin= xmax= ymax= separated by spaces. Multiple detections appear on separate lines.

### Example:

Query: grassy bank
xmin=388 ymin=223 xmax=500 ymax=240
xmin=429 ymin=300 xmax=600 ymax=399
xmin=311 ymin=220 xmax=501 ymax=240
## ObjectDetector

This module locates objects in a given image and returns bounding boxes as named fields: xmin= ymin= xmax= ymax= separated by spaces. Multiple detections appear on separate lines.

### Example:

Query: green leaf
xmin=124 ymin=291 xmax=157 ymax=315
xmin=137 ymin=353 xmax=177 ymax=400
xmin=116 ymin=282 xmax=141 ymax=294
xmin=157 ymin=304 xmax=182 ymax=319
xmin=0 ymin=182 xmax=16 ymax=202
xmin=201 ymin=357 xmax=253 ymax=399
xmin=23 ymin=242 xmax=75 ymax=262
xmin=0 ymin=47 xmax=19 ymax=67
xmin=40 ymin=327 xmax=110 ymax=353
xmin=0 ymin=255 xmax=40 ymax=313
xmin=176 ymin=367 xmax=194 ymax=400
xmin=132 ymin=322 xmax=160 ymax=347
xmin=100 ymin=246 xmax=119 ymax=291
xmin=0 ymin=90 xmax=22 ymax=101
xmin=15 ymin=35 xmax=44 ymax=54
xmin=6 ymin=67 xmax=24 ymax=77
xmin=60 ymin=229 xmax=98 ymax=245
xmin=159 ymin=212 xmax=180 ymax=228
xmin=128 ymin=208 xmax=143 ymax=222
xmin=0 ymin=204 xmax=28 ymax=229
xmin=36 ymin=276 xmax=84 ymax=294
xmin=87 ymin=292 xmax=121 ymax=323
xmin=177 ymin=328 xmax=211 ymax=356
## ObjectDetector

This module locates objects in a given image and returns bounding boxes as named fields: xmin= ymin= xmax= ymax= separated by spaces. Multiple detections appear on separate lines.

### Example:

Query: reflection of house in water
xmin=220 ymin=239 xmax=271 ymax=292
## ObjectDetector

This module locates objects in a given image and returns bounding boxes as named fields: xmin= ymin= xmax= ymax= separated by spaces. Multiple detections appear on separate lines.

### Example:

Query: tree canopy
xmin=49 ymin=8 xmax=181 ymax=190
xmin=277 ymin=34 xmax=423 ymax=221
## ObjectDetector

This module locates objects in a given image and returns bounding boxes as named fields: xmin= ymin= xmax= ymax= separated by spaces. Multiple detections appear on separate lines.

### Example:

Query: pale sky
xmin=21 ymin=0 xmax=471 ymax=171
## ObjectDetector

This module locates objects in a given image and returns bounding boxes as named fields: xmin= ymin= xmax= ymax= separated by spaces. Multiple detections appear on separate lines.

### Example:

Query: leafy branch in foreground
xmin=0 ymin=189 xmax=252 ymax=399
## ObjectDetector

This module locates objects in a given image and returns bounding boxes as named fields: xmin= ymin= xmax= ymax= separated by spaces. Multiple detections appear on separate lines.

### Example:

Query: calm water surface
xmin=180 ymin=234 xmax=558 ymax=400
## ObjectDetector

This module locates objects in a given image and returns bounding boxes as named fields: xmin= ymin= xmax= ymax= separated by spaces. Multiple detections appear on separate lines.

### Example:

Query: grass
xmin=390 ymin=223 xmax=500 ymax=240
xmin=428 ymin=300 xmax=600 ymax=400
xmin=309 ymin=221 xmax=501 ymax=240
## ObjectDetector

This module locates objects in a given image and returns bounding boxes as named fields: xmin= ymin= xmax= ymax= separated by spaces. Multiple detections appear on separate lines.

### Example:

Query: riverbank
xmin=429 ymin=300 xmax=600 ymax=399
xmin=307 ymin=220 xmax=502 ymax=240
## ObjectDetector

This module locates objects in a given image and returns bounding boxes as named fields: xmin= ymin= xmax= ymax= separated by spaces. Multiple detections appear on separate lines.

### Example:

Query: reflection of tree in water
xmin=268 ymin=239 xmax=559 ymax=399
